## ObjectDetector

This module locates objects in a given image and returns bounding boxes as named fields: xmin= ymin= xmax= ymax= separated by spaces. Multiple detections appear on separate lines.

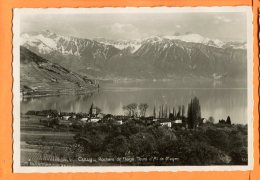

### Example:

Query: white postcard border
xmin=12 ymin=6 xmax=254 ymax=173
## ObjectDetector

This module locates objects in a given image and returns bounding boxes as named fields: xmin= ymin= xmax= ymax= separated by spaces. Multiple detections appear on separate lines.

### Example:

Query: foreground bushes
xmin=72 ymin=121 xmax=247 ymax=165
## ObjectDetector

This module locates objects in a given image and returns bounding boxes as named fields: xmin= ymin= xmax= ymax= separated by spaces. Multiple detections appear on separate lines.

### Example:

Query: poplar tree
xmin=187 ymin=97 xmax=201 ymax=129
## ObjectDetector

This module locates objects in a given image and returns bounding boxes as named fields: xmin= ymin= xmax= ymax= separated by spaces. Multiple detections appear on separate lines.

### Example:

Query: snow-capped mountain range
xmin=21 ymin=30 xmax=120 ymax=58
xmin=20 ymin=30 xmax=247 ymax=79
xmin=21 ymin=30 xmax=246 ymax=56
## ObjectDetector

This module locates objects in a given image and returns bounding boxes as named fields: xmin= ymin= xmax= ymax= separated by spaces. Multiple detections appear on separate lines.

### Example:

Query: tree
xmin=208 ymin=116 xmax=215 ymax=124
xmin=205 ymin=129 xmax=229 ymax=151
xmin=172 ymin=107 xmax=176 ymax=120
xmin=219 ymin=119 xmax=226 ymax=124
xmin=179 ymin=141 xmax=227 ymax=165
xmin=121 ymin=120 xmax=140 ymax=136
xmin=181 ymin=105 xmax=185 ymax=118
xmin=107 ymin=135 xmax=129 ymax=158
xmin=187 ymin=97 xmax=201 ymax=129
xmin=89 ymin=103 xmax=94 ymax=117
xmin=158 ymin=105 xmax=162 ymax=118
xmin=123 ymin=103 xmax=138 ymax=117
xmin=177 ymin=106 xmax=181 ymax=119
xmin=226 ymin=116 xmax=231 ymax=125
xmin=51 ymin=117 xmax=59 ymax=127
xmin=123 ymin=105 xmax=130 ymax=116
xmin=165 ymin=105 xmax=168 ymax=118
xmin=129 ymin=132 xmax=156 ymax=161
xmin=94 ymin=106 xmax=101 ymax=115
xmin=169 ymin=113 xmax=174 ymax=121
xmin=161 ymin=105 xmax=164 ymax=118
xmin=153 ymin=126 xmax=177 ymax=162
xmin=153 ymin=106 xmax=156 ymax=118
xmin=128 ymin=103 xmax=138 ymax=117
xmin=168 ymin=106 xmax=171 ymax=118
xmin=138 ymin=103 xmax=149 ymax=117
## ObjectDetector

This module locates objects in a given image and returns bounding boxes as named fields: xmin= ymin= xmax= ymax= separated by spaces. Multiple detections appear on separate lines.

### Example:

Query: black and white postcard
xmin=12 ymin=7 xmax=253 ymax=172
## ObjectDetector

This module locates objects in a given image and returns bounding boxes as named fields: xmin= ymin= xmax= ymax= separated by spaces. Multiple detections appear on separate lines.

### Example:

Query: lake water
xmin=21 ymin=79 xmax=248 ymax=124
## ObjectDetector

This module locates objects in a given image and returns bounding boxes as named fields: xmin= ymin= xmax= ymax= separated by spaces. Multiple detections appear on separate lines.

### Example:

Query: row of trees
xmin=219 ymin=116 xmax=232 ymax=125
xmin=154 ymin=105 xmax=186 ymax=119
xmin=122 ymin=103 xmax=149 ymax=117
xmin=122 ymin=103 xmax=187 ymax=119
xmin=122 ymin=97 xmax=202 ymax=130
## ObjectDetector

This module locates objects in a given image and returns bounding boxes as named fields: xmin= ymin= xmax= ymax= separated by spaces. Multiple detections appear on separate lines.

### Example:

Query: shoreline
xmin=21 ymin=88 xmax=98 ymax=99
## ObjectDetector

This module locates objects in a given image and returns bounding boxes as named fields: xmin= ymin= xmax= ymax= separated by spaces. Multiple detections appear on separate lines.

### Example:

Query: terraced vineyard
xmin=20 ymin=114 xmax=76 ymax=166
xmin=20 ymin=46 xmax=97 ymax=98
xmin=21 ymin=151 xmax=72 ymax=166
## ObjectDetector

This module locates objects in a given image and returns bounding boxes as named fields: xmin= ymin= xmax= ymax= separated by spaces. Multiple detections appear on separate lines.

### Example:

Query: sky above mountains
xmin=20 ymin=11 xmax=247 ymax=42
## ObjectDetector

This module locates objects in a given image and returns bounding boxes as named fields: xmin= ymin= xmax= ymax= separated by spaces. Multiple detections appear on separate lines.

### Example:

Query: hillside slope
xmin=20 ymin=46 xmax=97 ymax=97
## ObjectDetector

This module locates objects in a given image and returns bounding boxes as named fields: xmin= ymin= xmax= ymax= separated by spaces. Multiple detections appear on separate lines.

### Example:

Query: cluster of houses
xmin=27 ymin=104 xmax=213 ymax=129
xmin=55 ymin=112 xmax=186 ymax=128
xmin=159 ymin=119 xmax=183 ymax=128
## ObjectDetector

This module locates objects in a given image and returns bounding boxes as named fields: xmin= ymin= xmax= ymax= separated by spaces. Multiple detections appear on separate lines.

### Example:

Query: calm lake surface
xmin=21 ymin=79 xmax=248 ymax=124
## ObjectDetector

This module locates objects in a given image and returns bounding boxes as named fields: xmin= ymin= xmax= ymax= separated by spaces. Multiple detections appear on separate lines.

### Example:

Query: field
xmin=20 ymin=114 xmax=75 ymax=166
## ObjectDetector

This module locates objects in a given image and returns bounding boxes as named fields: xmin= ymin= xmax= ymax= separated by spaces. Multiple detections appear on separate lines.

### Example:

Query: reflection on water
xmin=21 ymin=80 xmax=248 ymax=124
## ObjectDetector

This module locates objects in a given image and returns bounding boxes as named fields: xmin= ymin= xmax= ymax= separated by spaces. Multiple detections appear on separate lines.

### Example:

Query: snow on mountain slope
xmin=222 ymin=41 xmax=247 ymax=49
xmin=163 ymin=34 xmax=225 ymax=48
xmin=136 ymin=33 xmax=243 ymax=49
xmin=21 ymin=31 xmax=63 ymax=54
xmin=94 ymin=38 xmax=142 ymax=53
xmin=21 ymin=30 xmax=120 ymax=59
xmin=21 ymin=33 xmax=56 ymax=54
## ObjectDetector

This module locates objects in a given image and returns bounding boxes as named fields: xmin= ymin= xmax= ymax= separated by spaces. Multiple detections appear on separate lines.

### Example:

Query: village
xmin=25 ymin=100 xmax=232 ymax=131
